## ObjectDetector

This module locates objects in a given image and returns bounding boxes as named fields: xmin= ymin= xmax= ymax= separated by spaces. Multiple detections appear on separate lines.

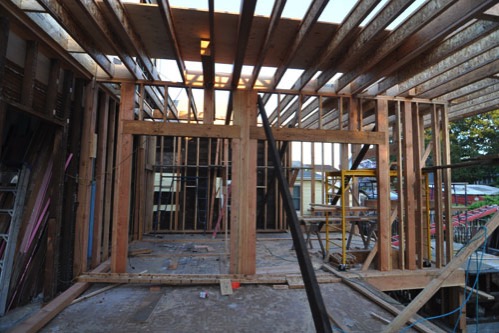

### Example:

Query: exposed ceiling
xmin=2 ymin=0 xmax=499 ymax=123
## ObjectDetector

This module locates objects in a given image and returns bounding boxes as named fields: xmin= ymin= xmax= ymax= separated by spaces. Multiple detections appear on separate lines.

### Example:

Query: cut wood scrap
xmin=384 ymin=212 xmax=499 ymax=333
xmin=71 ymin=284 xmax=119 ymax=305
xmin=219 ymin=279 xmax=233 ymax=295
xmin=370 ymin=312 xmax=391 ymax=324
xmin=167 ymin=259 xmax=178 ymax=270
xmin=273 ymin=284 xmax=289 ymax=290
xmin=286 ymin=275 xmax=304 ymax=289
xmin=321 ymin=264 xmax=442 ymax=333
xmin=326 ymin=309 xmax=350 ymax=333
xmin=128 ymin=248 xmax=153 ymax=256
xmin=460 ymin=285 xmax=495 ymax=302
xmin=9 ymin=260 xmax=110 ymax=333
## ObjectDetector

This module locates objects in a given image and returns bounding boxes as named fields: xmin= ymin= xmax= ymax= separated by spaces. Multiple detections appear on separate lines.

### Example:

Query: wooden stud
xmin=412 ymin=103 xmax=425 ymax=268
xmin=431 ymin=105 xmax=444 ymax=268
xmin=144 ymin=136 xmax=157 ymax=234
xmin=91 ymin=93 xmax=110 ymax=267
xmin=21 ymin=40 xmax=38 ymax=107
xmin=441 ymin=105 xmax=453 ymax=264
xmin=394 ymin=102 xmax=405 ymax=270
xmin=111 ymin=83 xmax=135 ymax=273
xmin=402 ymin=101 xmax=417 ymax=269
xmin=376 ymin=99 xmax=391 ymax=271
xmin=102 ymin=99 xmax=117 ymax=261
xmin=45 ymin=59 xmax=61 ymax=117
xmin=73 ymin=80 xmax=99 ymax=276
xmin=230 ymin=90 xmax=258 ymax=274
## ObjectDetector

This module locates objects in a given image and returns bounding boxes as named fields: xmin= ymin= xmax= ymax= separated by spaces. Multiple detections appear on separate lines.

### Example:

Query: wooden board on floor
xmin=10 ymin=260 xmax=110 ymax=333
xmin=219 ymin=279 xmax=233 ymax=295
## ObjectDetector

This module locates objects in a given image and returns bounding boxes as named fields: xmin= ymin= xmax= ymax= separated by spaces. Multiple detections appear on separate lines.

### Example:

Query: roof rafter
xmin=157 ymin=0 xmax=198 ymax=120
xmin=36 ymin=0 xmax=114 ymax=77
xmin=441 ymin=77 xmax=499 ymax=101
xmin=395 ymin=32 xmax=499 ymax=96
xmin=315 ymin=0 xmax=409 ymax=90
xmin=248 ymin=0 xmax=286 ymax=88
xmin=375 ymin=19 xmax=499 ymax=95
xmin=417 ymin=58 xmax=499 ymax=99
xmin=342 ymin=0 xmax=498 ymax=95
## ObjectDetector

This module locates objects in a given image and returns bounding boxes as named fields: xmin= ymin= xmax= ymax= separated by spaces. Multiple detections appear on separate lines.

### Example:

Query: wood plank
xmin=102 ymin=99 xmax=117 ymax=261
xmin=21 ymin=40 xmax=38 ymax=107
xmin=91 ymin=93 xmax=110 ymax=267
xmin=441 ymin=105 xmax=453 ymax=264
xmin=219 ymin=279 xmax=233 ymax=295
xmin=431 ymin=105 xmax=444 ymax=268
xmin=376 ymin=99 xmax=391 ymax=271
xmin=123 ymin=120 xmax=240 ymax=138
xmin=402 ymin=101 xmax=416 ymax=269
xmin=250 ymin=126 xmax=385 ymax=144
xmin=385 ymin=212 xmax=499 ymax=332
xmin=412 ymin=103 xmax=425 ymax=268
xmin=230 ymin=91 xmax=257 ymax=274
xmin=111 ymin=83 xmax=135 ymax=273
xmin=44 ymin=59 xmax=61 ymax=116
xmin=9 ymin=261 xmax=110 ymax=333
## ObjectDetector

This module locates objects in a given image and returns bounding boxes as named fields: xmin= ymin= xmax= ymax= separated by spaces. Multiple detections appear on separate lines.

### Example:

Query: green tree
xmin=449 ymin=110 xmax=499 ymax=186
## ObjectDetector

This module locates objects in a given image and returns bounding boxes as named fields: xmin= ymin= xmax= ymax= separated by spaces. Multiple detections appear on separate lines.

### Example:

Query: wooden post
xmin=21 ymin=40 xmax=38 ymax=108
xmin=134 ymin=135 xmax=146 ymax=239
xmin=91 ymin=93 xmax=109 ymax=267
xmin=441 ymin=104 xmax=453 ymax=264
xmin=204 ymin=87 xmax=215 ymax=124
xmin=102 ymin=99 xmax=117 ymax=261
xmin=431 ymin=105 xmax=444 ymax=268
xmin=376 ymin=99 xmax=391 ymax=271
xmin=412 ymin=103 xmax=425 ymax=268
xmin=73 ymin=81 xmax=98 ymax=276
xmin=45 ymin=59 xmax=61 ymax=117
xmin=402 ymin=101 xmax=417 ymax=269
xmin=394 ymin=102 xmax=405 ymax=270
xmin=111 ymin=83 xmax=135 ymax=273
xmin=230 ymin=90 xmax=257 ymax=274
xmin=144 ymin=136 xmax=157 ymax=233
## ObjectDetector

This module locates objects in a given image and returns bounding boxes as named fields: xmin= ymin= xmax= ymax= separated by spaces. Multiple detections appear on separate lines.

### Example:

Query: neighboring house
xmin=291 ymin=163 xmax=337 ymax=215
xmin=447 ymin=184 xmax=499 ymax=205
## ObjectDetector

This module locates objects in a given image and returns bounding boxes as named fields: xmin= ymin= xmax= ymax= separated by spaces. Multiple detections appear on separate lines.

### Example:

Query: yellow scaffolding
xmin=324 ymin=169 xmax=398 ymax=267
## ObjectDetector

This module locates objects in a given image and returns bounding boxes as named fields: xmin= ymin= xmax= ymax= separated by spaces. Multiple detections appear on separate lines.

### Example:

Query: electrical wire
xmin=400 ymin=226 xmax=488 ymax=333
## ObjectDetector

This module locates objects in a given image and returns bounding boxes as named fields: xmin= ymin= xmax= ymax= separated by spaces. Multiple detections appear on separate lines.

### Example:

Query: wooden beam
xmin=414 ymin=48 xmax=499 ymax=97
xmin=0 ymin=1 xmax=91 ymax=78
xmin=111 ymin=82 xmax=135 ymax=273
xmin=376 ymin=99 xmax=391 ymax=271
xmin=375 ymin=19 xmax=499 ymax=95
xmin=230 ymin=90 xmax=258 ymax=275
xmin=231 ymin=0 xmax=257 ymax=89
xmin=270 ymin=0 xmax=328 ymax=90
xmin=431 ymin=105 xmax=444 ymax=268
xmin=345 ymin=0 xmax=497 ymax=95
xmin=249 ymin=0 xmax=286 ymax=88
xmin=402 ymin=101 xmax=416 ymax=269
xmin=441 ymin=105 xmax=453 ymax=264
xmin=73 ymin=80 xmax=99 ymax=276
xmin=316 ymin=0 xmax=404 ymax=90
xmin=250 ymin=126 xmax=385 ymax=144
xmin=440 ymin=77 xmax=499 ymax=102
xmin=123 ymin=121 xmax=241 ymax=138
xmin=91 ymin=93 xmax=110 ymax=267
xmin=384 ymin=213 xmax=499 ymax=332
xmin=9 ymin=261 xmax=110 ymax=333
xmin=21 ymin=40 xmax=38 ymax=107
xmin=412 ymin=103 xmax=425 ymax=268
xmin=37 ymin=0 xmax=114 ymax=77
xmin=102 ymin=99 xmax=117 ymax=261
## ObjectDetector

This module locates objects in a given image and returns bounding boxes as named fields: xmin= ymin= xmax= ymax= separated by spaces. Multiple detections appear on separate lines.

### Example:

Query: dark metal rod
xmin=257 ymin=95 xmax=332 ymax=333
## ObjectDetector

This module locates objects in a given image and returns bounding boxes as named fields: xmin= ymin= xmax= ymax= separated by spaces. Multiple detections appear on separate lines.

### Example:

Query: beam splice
xmin=258 ymin=96 xmax=332 ymax=333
